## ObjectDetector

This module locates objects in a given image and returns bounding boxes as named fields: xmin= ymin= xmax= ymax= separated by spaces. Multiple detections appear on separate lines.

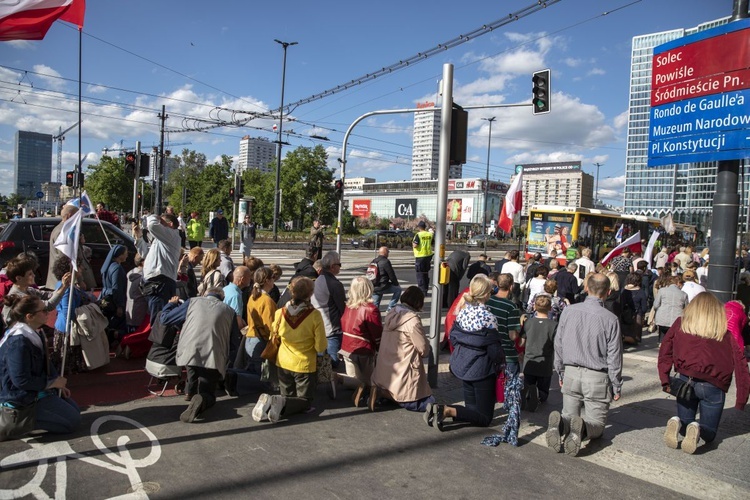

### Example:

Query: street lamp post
xmin=272 ymin=39 xmax=297 ymax=242
xmin=593 ymin=162 xmax=604 ymax=206
xmin=482 ymin=117 xmax=496 ymax=251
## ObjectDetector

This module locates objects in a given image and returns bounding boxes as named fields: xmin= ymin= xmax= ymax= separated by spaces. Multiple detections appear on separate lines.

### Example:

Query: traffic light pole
xmin=132 ymin=141 xmax=140 ymax=220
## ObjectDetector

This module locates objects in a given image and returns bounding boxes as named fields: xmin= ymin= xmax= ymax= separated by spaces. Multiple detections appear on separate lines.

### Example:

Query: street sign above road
xmin=648 ymin=18 xmax=750 ymax=167
xmin=36 ymin=191 xmax=44 ymax=199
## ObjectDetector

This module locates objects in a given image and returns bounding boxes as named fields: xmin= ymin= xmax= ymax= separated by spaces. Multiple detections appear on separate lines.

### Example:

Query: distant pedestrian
xmin=186 ymin=212 xmax=205 ymax=248
xmin=240 ymin=215 xmax=256 ymax=257
xmin=309 ymin=220 xmax=326 ymax=262
xmin=209 ymin=209 xmax=229 ymax=244
xmin=177 ymin=212 xmax=188 ymax=248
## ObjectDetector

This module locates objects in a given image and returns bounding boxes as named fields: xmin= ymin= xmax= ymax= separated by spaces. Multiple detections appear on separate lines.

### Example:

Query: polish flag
xmin=0 ymin=0 xmax=85 ymax=41
xmin=600 ymin=231 xmax=642 ymax=267
xmin=498 ymin=170 xmax=523 ymax=233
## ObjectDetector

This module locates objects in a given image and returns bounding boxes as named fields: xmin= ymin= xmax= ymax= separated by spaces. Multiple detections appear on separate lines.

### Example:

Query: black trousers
xmin=186 ymin=366 xmax=223 ymax=410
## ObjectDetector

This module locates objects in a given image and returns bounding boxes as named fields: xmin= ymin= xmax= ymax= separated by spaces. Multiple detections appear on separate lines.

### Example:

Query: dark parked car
xmin=354 ymin=230 xmax=415 ymax=250
xmin=0 ymin=217 xmax=137 ymax=288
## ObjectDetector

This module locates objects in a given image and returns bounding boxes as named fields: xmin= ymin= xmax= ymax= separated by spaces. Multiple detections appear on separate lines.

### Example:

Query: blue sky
xmin=0 ymin=0 xmax=731 ymax=205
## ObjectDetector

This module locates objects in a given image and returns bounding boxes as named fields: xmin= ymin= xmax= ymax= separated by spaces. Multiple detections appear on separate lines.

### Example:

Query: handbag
xmin=0 ymin=401 xmax=37 ymax=442
xmin=260 ymin=334 xmax=280 ymax=362
xmin=668 ymin=375 xmax=695 ymax=401
xmin=98 ymin=294 xmax=117 ymax=316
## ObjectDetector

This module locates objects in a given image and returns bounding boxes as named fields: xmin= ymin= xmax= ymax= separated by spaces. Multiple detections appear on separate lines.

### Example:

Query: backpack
xmin=366 ymin=262 xmax=379 ymax=282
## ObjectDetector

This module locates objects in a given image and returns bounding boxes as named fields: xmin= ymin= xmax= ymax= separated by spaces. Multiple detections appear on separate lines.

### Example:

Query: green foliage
xmin=84 ymin=156 xmax=134 ymax=212
xmin=241 ymin=167 xmax=275 ymax=227
xmin=278 ymin=145 xmax=336 ymax=228
xmin=184 ymin=155 xmax=234 ymax=223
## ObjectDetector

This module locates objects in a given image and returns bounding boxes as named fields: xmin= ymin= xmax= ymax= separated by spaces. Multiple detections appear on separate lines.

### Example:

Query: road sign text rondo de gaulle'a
xmin=648 ymin=18 xmax=750 ymax=167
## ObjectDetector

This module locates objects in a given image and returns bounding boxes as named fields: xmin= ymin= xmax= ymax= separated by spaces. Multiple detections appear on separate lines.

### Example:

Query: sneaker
xmin=180 ymin=394 xmax=204 ymax=423
xmin=564 ymin=416 xmax=585 ymax=457
xmin=352 ymin=385 xmax=365 ymax=408
xmin=664 ymin=416 xmax=681 ymax=450
xmin=682 ymin=422 xmax=700 ymax=454
xmin=434 ymin=404 xmax=445 ymax=432
xmin=252 ymin=393 xmax=272 ymax=422
xmin=267 ymin=395 xmax=285 ymax=423
xmin=423 ymin=403 xmax=435 ymax=427
xmin=224 ymin=371 xmax=238 ymax=397
xmin=527 ymin=384 xmax=539 ymax=412
xmin=546 ymin=411 xmax=564 ymax=452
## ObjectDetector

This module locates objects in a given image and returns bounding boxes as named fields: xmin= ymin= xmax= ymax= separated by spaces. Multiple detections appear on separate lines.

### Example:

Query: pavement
xmin=1 ymin=246 xmax=748 ymax=499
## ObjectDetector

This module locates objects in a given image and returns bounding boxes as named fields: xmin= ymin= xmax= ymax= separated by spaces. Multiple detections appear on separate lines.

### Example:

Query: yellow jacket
xmin=273 ymin=305 xmax=327 ymax=374
xmin=246 ymin=291 xmax=276 ymax=340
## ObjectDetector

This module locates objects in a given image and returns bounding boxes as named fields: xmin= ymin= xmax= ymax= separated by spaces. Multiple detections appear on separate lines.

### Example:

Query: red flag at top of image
xmin=0 ymin=0 xmax=85 ymax=41
xmin=498 ymin=170 xmax=523 ymax=233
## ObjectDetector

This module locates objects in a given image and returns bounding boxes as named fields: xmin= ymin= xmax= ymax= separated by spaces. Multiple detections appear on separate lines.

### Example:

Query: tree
xmin=241 ymin=167 xmax=275 ymax=227
xmin=84 ymin=156 xmax=133 ymax=212
xmin=165 ymin=149 xmax=208 ymax=213
xmin=278 ymin=145 xmax=335 ymax=228
xmin=185 ymin=155 xmax=234 ymax=223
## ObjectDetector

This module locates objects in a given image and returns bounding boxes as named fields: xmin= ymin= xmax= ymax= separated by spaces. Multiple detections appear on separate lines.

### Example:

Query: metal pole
xmin=427 ymin=64 xmax=453 ymax=388
xmin=156 ymin=105 xmax=167 ymax=214
xmin=708 ymin=160 xmax=740 ymax=302
xmin=482 ymin=117 xmax=495 ymax=251
xmin=593 ymin=162 xmax=603 ymax=204
xmin=272 ymin=40 xmax=297 ymax=242
xmin=132 ymin=141 xmax=140 ymax=219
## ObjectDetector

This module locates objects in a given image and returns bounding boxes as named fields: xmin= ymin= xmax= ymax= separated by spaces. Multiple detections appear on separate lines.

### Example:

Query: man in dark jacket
xmin=209 ymin=209 xmax=229 ymax=244
xmin=370 ymin=246 xmax=402 ymax=311
xmin=525 ymin=253 xmax=543 ymax=282
xmin=554 ymin=262 xmax=580 ymax=304
xmin=443 ymin=249 xmax=470 ymax=308
xmin=467 ymin=254 xmax=492 ymax=280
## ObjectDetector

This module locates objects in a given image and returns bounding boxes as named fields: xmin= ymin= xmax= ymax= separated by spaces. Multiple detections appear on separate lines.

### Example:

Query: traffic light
xmin=74 ymin=171 xmax=84 ymax=187
xmin=532 ymin=69 xmax=551 ymax=115
xmin=125 ymin=152 xmax=136 ymax=175
xmin=139 ymin=154 xmax=150 ymax=177
xmin=449 ymin=105 xmax=468 ymax=166
xmin=137 ymin=193 xmax=142 ymax=201
xmin=334 ymin=179 xmax=343 ymax=200
xmin=229 ymin=187 xmax=236 ymax=201
xmin=65 ymin=171 xmax=74 ymax=187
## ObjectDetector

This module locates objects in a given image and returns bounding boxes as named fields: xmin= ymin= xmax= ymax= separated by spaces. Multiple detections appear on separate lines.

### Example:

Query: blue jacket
xmin=0 ymin=327 xmax=56 ymax=406
xmin=449 ymin=323 xmax=505 ymax=381
xmin=102 ymin=261 xmax=127 ymax=309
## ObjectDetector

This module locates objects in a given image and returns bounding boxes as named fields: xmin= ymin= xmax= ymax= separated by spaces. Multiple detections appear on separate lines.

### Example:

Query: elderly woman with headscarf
xmin=100 ymin=244 xmax=129 ymax=346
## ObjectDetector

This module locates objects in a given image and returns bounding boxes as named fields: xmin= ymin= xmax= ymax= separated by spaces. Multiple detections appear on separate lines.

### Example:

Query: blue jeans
xmin=327 ymin=334 xmax=342 ymax=369
xmin=399 ymin=395 xmax=436 ymax=412
xmin=676 ymin=374 xmax=725 ymax=443
xmin=36 ymin=395 xmax=80 ymax=434
xmin=372 ymin=284 xmax=403 ymax=311
xmin=245 ymin=337 xmax=266 ymax=374
xmin=453 ymin=374 xmax=497 ymax=427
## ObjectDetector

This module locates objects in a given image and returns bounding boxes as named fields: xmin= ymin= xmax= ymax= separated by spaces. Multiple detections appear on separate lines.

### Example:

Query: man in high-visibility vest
xmin=412 ymin=220 xmax=434 ymax=294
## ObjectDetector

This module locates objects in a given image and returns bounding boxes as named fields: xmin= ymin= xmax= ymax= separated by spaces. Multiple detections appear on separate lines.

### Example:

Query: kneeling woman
xmin=658 ymin=292 xmax=749 ymax=454
xmin=0 ymin=295 xmax=81 ymax=438
xmin=426 ymin=275 xmax=504 ymax=430
xmin=371 ymin=286 xmax=433 ymax=412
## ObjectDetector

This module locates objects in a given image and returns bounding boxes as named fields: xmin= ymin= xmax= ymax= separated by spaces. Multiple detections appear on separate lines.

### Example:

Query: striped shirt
xmin=554 ymin=296 xmax=623 ymax=392
xmin=487 ymin=296 xmax=521 ymax=363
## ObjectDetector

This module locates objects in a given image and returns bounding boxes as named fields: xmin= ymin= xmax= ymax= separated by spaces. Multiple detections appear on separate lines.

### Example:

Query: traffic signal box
xmin=334 ymin=179 xmax=344 ymax=200
xmin=532 ymin=69 xmax=551 ymax=115
xmin=125 ymin=152 xmax=137 ymax=176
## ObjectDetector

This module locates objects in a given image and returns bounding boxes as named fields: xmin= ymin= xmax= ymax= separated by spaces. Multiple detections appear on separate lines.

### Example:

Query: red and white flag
xmin=0 ymin=0 xmax=85 ymax=41
xmin=600 ymin=231 xmax=642 ymax=267
xmin=498 ymin=170 xmax=522 ymax=233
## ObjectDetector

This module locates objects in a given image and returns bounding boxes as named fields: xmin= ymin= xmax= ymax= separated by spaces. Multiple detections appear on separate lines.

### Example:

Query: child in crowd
xmin=521 ymin=295 xmax=557 ymax=412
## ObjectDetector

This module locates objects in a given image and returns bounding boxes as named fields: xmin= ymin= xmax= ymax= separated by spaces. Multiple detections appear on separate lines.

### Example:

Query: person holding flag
xmin=601 ymin=232 xmax=641 ymax=290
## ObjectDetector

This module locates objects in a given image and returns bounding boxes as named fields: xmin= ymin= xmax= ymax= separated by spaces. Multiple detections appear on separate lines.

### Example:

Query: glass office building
xmin=624 ymin=16 xmax=749 ymax=237
xmin=14 ymin=131 xmax=52 ymax=198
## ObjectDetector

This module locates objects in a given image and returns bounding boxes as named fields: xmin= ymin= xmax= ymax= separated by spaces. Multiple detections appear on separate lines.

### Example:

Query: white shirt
xmin=143 ymin=215 xmax=182 ymax=281
xmin=574 ymin=257 xmax=595 ymax=285
xmin=501 ymin=261 xmax=525 ymax=284
xmin=681 ymin=281 xmax=705 ymax=303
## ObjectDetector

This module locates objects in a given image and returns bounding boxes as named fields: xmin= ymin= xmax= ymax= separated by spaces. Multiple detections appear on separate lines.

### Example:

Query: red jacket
xmin=658 ymin=317 xmax=750 ymax=410
xmin=340 ymin=303 xmax=383 ymax=356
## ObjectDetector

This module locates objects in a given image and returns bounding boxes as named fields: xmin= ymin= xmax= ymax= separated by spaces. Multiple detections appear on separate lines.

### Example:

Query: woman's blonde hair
xmin=347 ymin=276 xmax=373 ymax=308
xmin=201 ymin=248 xmax=220 ymax=271
xmin=457 ymin=274 xmax=493 ymax=310
xmin=681 ymin=292 xmax=726 ymax=341
xmin=604 ymin=271 xmax=620 ymax=291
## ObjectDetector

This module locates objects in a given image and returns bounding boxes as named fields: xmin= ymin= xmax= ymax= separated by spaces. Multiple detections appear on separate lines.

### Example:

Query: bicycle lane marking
xmin=0 ymin=415 xmax=161 ymax=500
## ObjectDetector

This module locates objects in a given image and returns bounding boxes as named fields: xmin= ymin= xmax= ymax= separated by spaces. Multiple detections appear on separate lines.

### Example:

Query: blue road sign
xmin=36 ymin=191 xmax=44 ymax=199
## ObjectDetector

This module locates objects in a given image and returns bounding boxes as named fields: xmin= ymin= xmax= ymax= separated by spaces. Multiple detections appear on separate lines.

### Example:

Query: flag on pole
xmin=66 ymin=190 xmax=93 ymax=215
xmin=498 ymin=170 xmax=523 ymax=233
xmin=53 ymin=208 xmax=82 ymax=271
xmin=661 ymin=213 xmax=675 ymax=235
xmin=0 ymin=0 xmax=86 ymax=41
xmin=642 ymin=230 xmax=660 ymax=269
xmin=600 ymin=231 xmax=642 ymax=267
xmin=615 ymin=224 xmax=624 ymax=244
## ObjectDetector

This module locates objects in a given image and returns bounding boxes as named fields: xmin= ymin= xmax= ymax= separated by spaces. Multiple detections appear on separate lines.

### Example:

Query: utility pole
xmin=272 ymin=39 xmax=297 ymax=242
xmin=482 ymin=117 xmax=496 ymax=250
xmin=593 ymin=162 xmax=604 ymax=206
xmin=156 ymin=105 xmax=167 ymax=214
xmin=132 ymin=141 xmax=140 ymax=219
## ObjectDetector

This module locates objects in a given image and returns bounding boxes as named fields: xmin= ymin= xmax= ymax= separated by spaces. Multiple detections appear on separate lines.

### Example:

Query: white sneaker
xmin=664 ymin=416 xmax=680 ymax=449
xmin=252 ymin=393 xmax=272 ymax=422
xmin=267 ymin=395 xmax=285 ymax=423
xmin=682 ymin=421 xmax=700 ymax=454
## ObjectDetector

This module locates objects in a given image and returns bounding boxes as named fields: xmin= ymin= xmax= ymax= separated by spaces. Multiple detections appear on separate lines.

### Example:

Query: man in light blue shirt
xmin=223 ymin=266 xmax=251 ymax=317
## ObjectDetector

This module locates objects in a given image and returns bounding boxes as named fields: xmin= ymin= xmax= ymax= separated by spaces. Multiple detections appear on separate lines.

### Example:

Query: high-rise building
xmin=238 ymin=136 xmax=276 ymax=174
xmin=14 ymin=131 xmax=52 ymax=198
xmin=512 ymin=162 xmax=594 ymax=216
xmin=411 ymin=102 xmax=462 ymax=181
xmin=148 ymin=152 xmax=179 ymax=182
xmin=624 ymin=15 xmax=748 ymax=235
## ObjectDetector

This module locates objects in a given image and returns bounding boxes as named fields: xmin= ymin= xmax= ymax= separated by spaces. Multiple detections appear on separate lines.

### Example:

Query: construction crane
xmin=52 ymin=121 xmax=80 ymax=184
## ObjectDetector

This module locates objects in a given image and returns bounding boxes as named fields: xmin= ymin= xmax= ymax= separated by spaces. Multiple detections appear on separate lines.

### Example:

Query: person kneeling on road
xmin=159 ymin=289 xmax=240 ymax=423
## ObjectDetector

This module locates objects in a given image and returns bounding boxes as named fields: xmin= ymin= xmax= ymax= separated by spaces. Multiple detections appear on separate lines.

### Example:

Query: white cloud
xmin=587 ymin=68 xmax=606 ymax=76
xmin=32 ymin=64 xmax=64 ymax=90
xmin=87 ymin=84 xmax=107 ymax=94
xmin=613 ymin=110 xmax=629 ymax=130
xmin=6 ymin=40 xmax=35 ymax=50
xmin=563 ymin=58 xmax=584 ymax=68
